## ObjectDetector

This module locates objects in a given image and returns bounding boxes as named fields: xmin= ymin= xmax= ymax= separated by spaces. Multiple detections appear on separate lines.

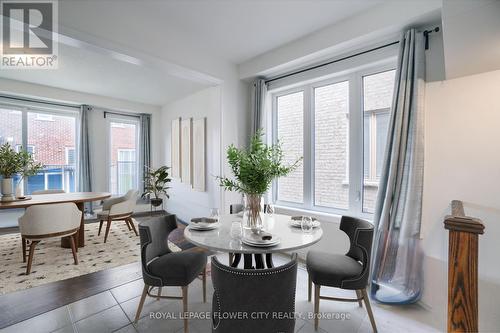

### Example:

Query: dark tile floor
xmin=0 ymin=253 xmax=443 ymax=333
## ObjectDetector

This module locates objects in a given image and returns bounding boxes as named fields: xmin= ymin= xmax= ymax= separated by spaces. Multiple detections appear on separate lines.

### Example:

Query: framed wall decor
xmin=171 ymin=118 xmax=181 ymax=178
xmin=192 ymin=118 xmax=206 ymax=191
xmin=180 ymin=118 xmax=192 ymax=184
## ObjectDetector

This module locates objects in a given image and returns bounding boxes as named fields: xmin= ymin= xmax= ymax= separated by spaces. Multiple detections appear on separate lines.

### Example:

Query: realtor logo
xmin=1 ymin=0 xmax=58 ymax=69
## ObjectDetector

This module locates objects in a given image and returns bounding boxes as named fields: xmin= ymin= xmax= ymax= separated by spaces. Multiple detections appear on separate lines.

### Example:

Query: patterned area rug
xmin=0 ymin=219 xmax=181 ymax=295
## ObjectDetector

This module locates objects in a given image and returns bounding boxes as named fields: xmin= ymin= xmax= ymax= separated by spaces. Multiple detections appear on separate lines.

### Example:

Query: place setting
xmin=188 ymin=208 xmax=221 ymax=231
xmin=289 ymin=215 xmax=321 ymax=232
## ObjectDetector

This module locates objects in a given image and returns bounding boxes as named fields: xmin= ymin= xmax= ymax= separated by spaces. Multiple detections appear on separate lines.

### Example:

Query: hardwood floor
xmin=0 ymin=210 xmax=195 ymax=329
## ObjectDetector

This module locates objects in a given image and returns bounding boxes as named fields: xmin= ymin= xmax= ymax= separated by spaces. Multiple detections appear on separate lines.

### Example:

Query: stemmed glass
xmin=301 ymin=216 xmax=313 ymax=233
xmin=210 ymin=208 xmax=220 ymax=221
xmin=265 ymin=203 xmax=274 ymax=216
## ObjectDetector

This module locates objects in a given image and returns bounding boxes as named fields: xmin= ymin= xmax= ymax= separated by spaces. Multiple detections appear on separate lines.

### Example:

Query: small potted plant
xmin=16 ymin=149 xmax=44 ymax=198
xmin=217 ymin=130 xmax=301 ymax=233
xmin=0 ymin=143 xmax=42 ymax=201
xmin=142 ymin=166 xmax=172 ymax=207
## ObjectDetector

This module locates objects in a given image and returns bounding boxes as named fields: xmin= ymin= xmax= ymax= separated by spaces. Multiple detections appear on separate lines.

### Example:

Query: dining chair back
xmin=134 ymin=215 xmax=207 ymax=333
xmin=97 ymin=189 xmax=139 ymax=242
xmin=306 ymin=215 xmax=377 ymax=332
xmin=211 ymin=256 xmax=297 ymax=333
xmin=19 ymin=203 xmax=81 ymax=274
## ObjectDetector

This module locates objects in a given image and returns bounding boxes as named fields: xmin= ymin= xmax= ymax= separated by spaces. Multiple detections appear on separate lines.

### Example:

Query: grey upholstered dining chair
xmin=306 ymin=216 xmax=377 ymax=332
xmin=31 ymin=189 xmax=65 ymax=195
xmin=134 ymin=214 xmax=207 ymax=333
xmin=97 ymin=189 xmax=139 ymax=243
xmin=211 ymin=256 xmax=297 ymax=333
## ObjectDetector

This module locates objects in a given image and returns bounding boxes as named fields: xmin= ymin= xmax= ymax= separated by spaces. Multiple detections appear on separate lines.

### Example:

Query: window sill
xmin=274 ymin=205 xmax=342 ymax=224
xmin=341 ymin=180 xmax=380 ymax=188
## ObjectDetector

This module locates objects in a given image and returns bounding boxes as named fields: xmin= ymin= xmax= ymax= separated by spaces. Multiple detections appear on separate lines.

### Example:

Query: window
xmin=272 ymin=66 xmax=396 ymax=217
xmin=108 ymin=118 xmax=139 ymax=195
xmin=0 ymin=106 xmax=78 ymax=194
xmin=66 ymin=147 xmax=76 ymax=165
xmin=362 ymin=70 xmax=396 ymax=213
xmin=275 ymin=91 xmax=304 ymax=203
xmin=314 ymin=81 xmax=349 ymax=209
xmin=27 ymin=112 xmax=77 ymax=194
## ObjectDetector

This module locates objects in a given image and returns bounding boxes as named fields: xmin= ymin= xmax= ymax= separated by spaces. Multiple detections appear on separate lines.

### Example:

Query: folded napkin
xmin=191 ymin=217 xmax=217 ymax=224
xmin=291 ymin=215 xmax=317 ymax=221
xmin=247 ymin=231 xmax=273 ymax=241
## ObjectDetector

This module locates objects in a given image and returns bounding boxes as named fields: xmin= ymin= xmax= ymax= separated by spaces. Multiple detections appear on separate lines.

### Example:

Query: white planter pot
xmin=1 ymin=178 xmax=15 ymax=202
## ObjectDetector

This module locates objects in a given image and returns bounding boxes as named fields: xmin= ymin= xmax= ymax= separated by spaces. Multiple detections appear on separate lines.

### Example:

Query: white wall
xmin=420 ymin=70 xmax=500 ymax=331
xmin=239 ymin=1 xmax=442 ymax=79
xmin=442 ymin=0 xmax=500 ymax=79
xmin=160 ymin=87 xmax=222 ymax=223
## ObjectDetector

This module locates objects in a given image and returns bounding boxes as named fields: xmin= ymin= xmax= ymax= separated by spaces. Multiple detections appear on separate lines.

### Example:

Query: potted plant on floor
xmin=0 ymin=143 xmax=42 ymax=201
xmin=142 ymin=166 xmax=172 ymax=208
xmin=217 ymin=130 xmax=301 ymax=234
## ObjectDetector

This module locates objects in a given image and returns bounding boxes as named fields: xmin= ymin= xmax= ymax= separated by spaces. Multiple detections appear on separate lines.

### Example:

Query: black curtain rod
xmin=265 ymin=41 xmax=399 ymax=84
xmin=265 ymin=26 xmax=439 ymax=84
xmin=0 ymin=94 xmax=80 ymax=109
xmin=103 ymin=110 xmax=140 ymax=119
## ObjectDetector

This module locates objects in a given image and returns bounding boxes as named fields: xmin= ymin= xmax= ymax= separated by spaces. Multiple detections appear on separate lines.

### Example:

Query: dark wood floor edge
xmin=0 ymin=262 xmax=142 ymax=329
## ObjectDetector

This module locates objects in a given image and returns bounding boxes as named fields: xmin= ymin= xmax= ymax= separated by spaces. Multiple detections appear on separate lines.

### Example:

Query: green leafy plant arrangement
xmin=217 ymin=130 xmax=302 ymax=195
xmin=142 ymin=165 xmax=172 ymax=200
xmin=0 ymin=143 xmax=43 ymax=179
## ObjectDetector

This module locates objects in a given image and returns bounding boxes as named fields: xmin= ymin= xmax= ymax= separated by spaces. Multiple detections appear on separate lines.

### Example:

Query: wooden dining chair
xmin=19 ymin=203 xmax=81 ymax=275
xmin=134 ymin=214 xmax=207 ymax=333
xmin=97 ymin=189 xmax=139 ymax=243
xmin=306 ymin=216 xmax=377 ymax=332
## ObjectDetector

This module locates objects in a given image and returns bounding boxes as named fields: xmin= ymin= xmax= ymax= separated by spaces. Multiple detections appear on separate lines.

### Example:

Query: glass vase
xmin=245 ymin=194 xmax=263 ymax=234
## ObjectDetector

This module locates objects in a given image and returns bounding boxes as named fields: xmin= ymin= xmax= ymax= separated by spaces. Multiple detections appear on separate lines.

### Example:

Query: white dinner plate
xmin=290 ymin=220 xmax=321 ymax=228
xmin=189 ymin=222 xmax=220 ymax=231
xmin=242 ymin=236 xmax=281 ymax=247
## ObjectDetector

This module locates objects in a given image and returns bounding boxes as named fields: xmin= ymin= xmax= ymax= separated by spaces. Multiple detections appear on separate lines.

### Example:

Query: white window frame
xmin=270 ymin=61 xmax=396 ymax=219
xmin=65 ymin=146 xmax=76 ymax=165
xmin=106 ymin=115 xmax=140 ymax=195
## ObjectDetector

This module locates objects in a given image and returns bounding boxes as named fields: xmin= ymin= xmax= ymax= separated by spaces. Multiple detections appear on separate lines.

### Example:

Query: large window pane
xmin=109 ymin=120 xmax=138 ymax=195
xmin=0 ymin=108 xmax=23 ymax=186
xmin=27 ymin=112 xmax=77 ymax=194
xmin=276 ymin=91 xmax=303 ymax=203
xmin=362 ymin=70 xmax=396 ymax=213
xmin=0 ymin=108 xmax=22 ymax=149
xmin=314 ymin=81 xmax=349 ymax=209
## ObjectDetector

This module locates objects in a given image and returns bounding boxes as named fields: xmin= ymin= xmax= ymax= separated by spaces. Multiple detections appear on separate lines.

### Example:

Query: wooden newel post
xmin=444 ymin=200 xmax=485 ymax=333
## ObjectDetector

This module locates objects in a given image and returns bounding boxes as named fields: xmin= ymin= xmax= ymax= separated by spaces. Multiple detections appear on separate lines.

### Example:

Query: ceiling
xmin=0 ymin=0 xmax=384 ymax=106
xmin=58 ymin=0 xmax=382 ymax=65
xmin=0 ymin=40 xmax=209 ymax=106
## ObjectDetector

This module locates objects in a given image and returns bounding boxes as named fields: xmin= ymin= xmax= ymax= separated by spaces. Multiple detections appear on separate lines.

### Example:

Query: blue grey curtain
xmin=370 ymin=29 xmax=426 ymax=304
xmin=251 ymin=78 xmax=267 ymax=135
xmin=139 ymin=113 xmax=151 ymax=193
xmin=79 ymin=105 xmax=93 ymax=213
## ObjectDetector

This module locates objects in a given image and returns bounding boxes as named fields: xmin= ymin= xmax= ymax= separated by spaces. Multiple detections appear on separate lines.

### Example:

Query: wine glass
xmin=301 ymin=216 xmax=313 ymax=233
xmin=230 ymin=221 xmax=243 ymax=239
xmin=265 ymin=203 xmax=275 ymax=216
xmin=210 ymin=208 xmax=220 ymax=221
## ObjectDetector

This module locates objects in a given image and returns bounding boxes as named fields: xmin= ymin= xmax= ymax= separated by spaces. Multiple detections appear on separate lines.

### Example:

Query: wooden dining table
xmin=0 ymin=192 xmax=111 ymax=248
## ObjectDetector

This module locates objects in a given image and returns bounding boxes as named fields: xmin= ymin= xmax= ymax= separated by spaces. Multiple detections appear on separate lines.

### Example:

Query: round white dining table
xmin=184 ymin=213 xmax=323 ymax=268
